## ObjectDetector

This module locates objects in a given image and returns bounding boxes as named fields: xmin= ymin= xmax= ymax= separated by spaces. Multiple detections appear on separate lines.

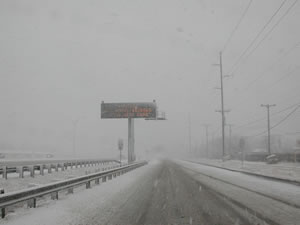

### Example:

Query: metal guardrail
xmin=0 ymin=161 xmax=147 ymax=218
xmin=0 ymin=159 xmax=119 ymax=179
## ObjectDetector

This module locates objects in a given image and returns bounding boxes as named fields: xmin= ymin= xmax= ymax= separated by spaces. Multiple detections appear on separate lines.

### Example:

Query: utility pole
xmin=213 ymin=52 xmax=228 ymax=160
xmin=226 ymin=124 xmax=234 ymax=154
xmin=188 ymin=113 xmax=192 ymax=154
xmin=261 ymin=104 xmax=276 ymax=155
xmin=219 ymin=52 xmax=225 ymax=160
xmin=201 ymin=124 xmax=210 ymax=158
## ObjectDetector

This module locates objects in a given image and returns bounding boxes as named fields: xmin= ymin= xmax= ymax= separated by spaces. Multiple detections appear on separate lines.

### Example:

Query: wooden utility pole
xmin=261 ymin=104 xmax=276 ymax=155
xmin=201 ymin=124 xmax=210 ymax=158
xmin=188 ymin=113 xmax=192 ymax=154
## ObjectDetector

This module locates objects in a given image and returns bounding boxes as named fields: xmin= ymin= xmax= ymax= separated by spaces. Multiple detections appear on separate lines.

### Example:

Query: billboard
xmin=101 ymin=102 xmax=157 ymax=119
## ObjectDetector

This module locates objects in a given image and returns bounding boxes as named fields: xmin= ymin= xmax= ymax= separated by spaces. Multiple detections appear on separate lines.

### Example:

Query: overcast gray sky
xmin=0 ymin=0 xmax=299 ymax=157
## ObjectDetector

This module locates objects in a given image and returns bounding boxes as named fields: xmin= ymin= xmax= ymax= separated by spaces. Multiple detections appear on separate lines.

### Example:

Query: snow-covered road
xmin=176 ymin=160 xmax=300 ymax=225
xmin=1 ymin=160 xmax=299 ymax=225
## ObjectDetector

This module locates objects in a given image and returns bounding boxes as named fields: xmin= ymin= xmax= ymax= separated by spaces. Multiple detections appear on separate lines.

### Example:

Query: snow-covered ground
xmin=0 ymin=160 xmax=157 ymax=225
xmin=0 ymin=162 xmax=119 ymax=193
xmin=187 ymin=158 xmax=300 ymax=182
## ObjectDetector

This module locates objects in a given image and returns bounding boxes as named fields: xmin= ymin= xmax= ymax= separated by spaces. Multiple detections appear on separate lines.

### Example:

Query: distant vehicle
xmin=266 ymin=154 xmax=279 ymax=164
xmin=223 ymin=154 xmax=232 ymax=161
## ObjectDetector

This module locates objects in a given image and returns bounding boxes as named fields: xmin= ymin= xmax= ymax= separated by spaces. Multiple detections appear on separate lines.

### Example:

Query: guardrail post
xmin=27 ymin=198 xmax=36 ymax=208
xmin=51 ymin=192 xmax=58 ymax=200
xmin=39 ymin=165 xmax=44 ymax=175
xmin=95 ymin=178 xmax=100 ymax=185
xmin=1 ymin=189 xmax=5 ymax=218
xmin=54 ymin=164 xmax=58 ymax=172
xmin=2 ymin=167 xmax=7 ymax=179
xmin=18 ymin=166 xmax=24 ymax=178
xmin=68 ymin=187 xmax=73 ymax=194
xmin=29 ymin=166 xmax=34 ymax=178
xmin=86 ymin=181 xmax=91 ymax=189
xmin=47 ymin=165 xmax=52 ymax=174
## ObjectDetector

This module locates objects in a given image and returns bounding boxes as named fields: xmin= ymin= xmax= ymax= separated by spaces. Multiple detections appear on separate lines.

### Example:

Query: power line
xmin=235 ymin=102 xmax=300 ymax=130
xmin=241 ymin=41 xmax=300 ymax=92
xmin=222 ymin=0 xmax=253 ymax=53
xmin=249 ymin=105 xmax=300 ymax=137
xmin=266 ymin=66 xmax=299 ymax=89
xmin=271 ymin=105 xmax=300 ymax=129
xmin=229 ymin=40 xmax=300 ymax=113
xmin=226 ymin=1 xmax=299 ymax=114
xmin=227 ymin=0 xmax=289 ymax=75
xmin=238 ymin=0 xmax=299 ymax=68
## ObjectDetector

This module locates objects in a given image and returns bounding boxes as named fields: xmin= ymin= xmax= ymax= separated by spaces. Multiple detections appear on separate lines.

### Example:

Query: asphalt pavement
xmin=95 ymin=161 xmax=250 ymax=225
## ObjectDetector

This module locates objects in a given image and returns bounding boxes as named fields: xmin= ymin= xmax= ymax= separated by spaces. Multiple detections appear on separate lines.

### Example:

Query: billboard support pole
xmin=128 ymin=117 xmax=135 ymax=164
xmin=101 ymin=101 xmax=159 ymax=164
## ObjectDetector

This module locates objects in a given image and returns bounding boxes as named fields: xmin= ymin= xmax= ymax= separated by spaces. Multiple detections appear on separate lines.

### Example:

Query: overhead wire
xmin=227 ymin=41 xmax=300 ymax=113
xmin=235 ymin=102 xmax=300 ymax=130
xmin=210 ymin=102 xmax=300 ymax=139
xmin=227 ymin=0 xmax=289 ymax=75
xmin=241 ymin=41 xmax=300 ymax=92
xmin=222 ymin=0 xmax=254 ymax=53
xmin=265 ymin=66 xmax=299 ymax=89
xmin=249 ymin=104 xmax=300 ymax=137
xmin=227 ymin=1 xmax=299 ymax=112
xmin=211 ymin=0 xmax=299 ymax=139
xmin=237 ymin=0 xmax=299 ymax=70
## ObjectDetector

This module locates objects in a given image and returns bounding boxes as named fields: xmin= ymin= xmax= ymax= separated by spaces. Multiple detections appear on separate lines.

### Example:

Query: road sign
xmin=118 ymin=139 xmax=124 ymax=151
xmin=101 ymin=102 xmax=156 ymax=119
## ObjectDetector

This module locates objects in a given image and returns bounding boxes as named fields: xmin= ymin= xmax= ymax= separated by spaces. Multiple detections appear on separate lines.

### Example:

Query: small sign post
xmin=118 ymin=139 xmax=124 ymax=166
